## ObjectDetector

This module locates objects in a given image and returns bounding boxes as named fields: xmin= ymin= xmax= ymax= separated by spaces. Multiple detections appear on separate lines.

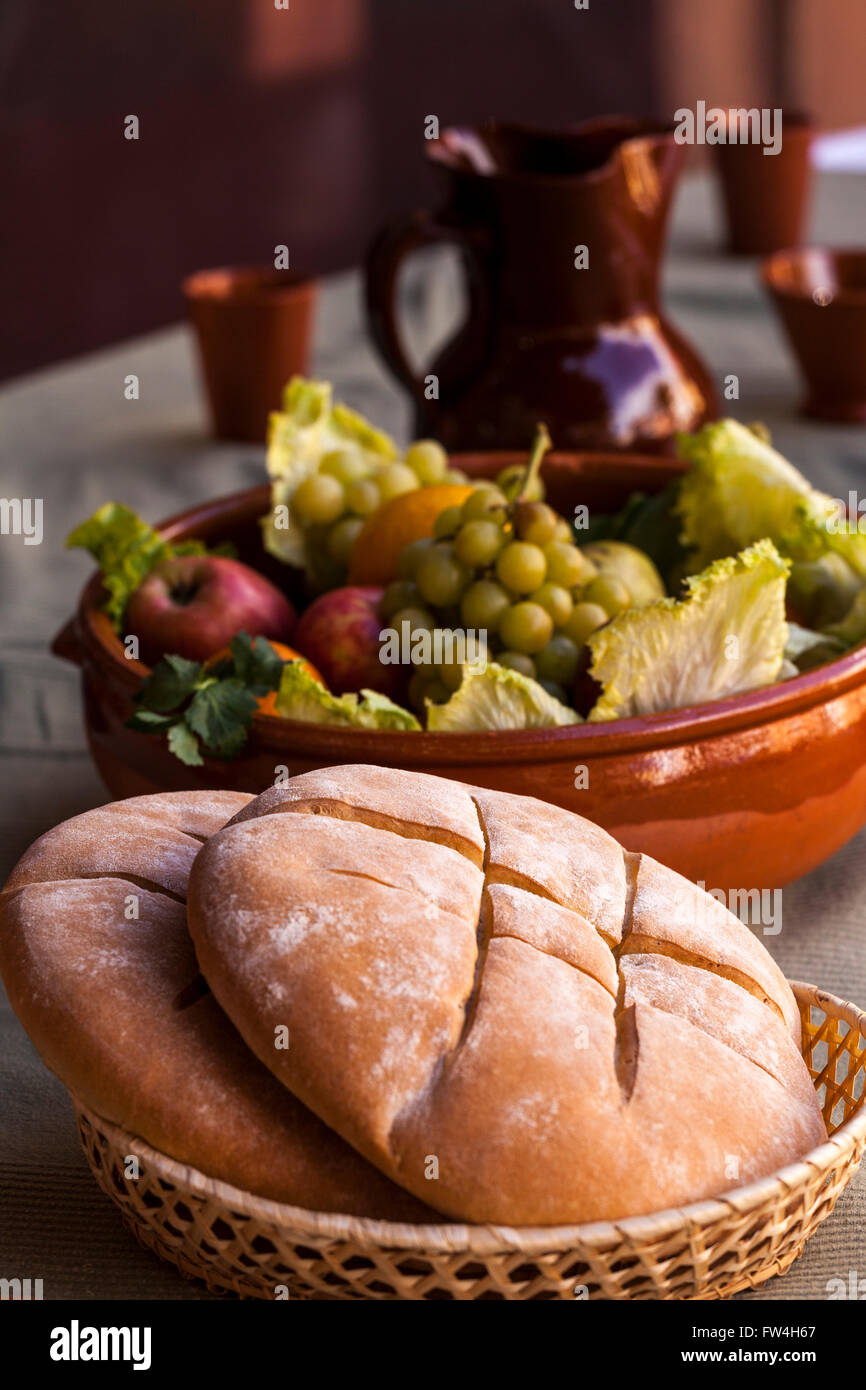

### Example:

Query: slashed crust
xmin=188 ymin=765 xmax=826 ymax=1225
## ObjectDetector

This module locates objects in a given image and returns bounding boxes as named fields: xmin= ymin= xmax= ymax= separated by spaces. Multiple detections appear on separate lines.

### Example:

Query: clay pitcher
xmin=365 ymin=119 xmax=716 ymax=452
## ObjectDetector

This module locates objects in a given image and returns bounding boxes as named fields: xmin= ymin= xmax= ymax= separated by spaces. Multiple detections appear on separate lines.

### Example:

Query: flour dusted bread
xmin=1 ymin=772 xmax=827 ymax=1229
xmin=190 ymin=766 xmax=826 ymax=1225
xmin=0 ymin=791 xmax=437 ymax=1221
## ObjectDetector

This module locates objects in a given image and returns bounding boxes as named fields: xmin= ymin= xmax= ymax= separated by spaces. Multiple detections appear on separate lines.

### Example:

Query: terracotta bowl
xmin=762 ymin=247 xmax=866 ymax=422
xmin=54 ymin=452 xmax=866 ymax=891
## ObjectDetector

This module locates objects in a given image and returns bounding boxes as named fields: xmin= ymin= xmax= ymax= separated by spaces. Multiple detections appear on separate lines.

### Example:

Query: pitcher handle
xmin=364 ymin=209 xmax=490 ymax=401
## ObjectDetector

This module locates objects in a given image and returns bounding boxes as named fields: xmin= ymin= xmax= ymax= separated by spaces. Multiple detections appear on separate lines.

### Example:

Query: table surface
xmin=2 ymin=170 xmax=865 ymax=1301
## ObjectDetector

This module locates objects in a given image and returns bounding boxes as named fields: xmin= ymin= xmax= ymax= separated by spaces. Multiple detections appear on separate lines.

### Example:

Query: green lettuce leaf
xmin=274 ymin=660 xmax=420 ymax=730
xmin=67 ymin=503 xmax=173 ymax=627
xmin=823 ymin=588 xmax=866 ymax=648
xmin=66 ymin=502 xmax=223 ymax=629
xmin=262 ymin=377 xmax=397 ymax=567
xmin=783 ymin=621 xmax=846 ymax=671
xmin=426 ymin=662 xmax=580 ymax=731
xmin=587 ymin=539 xmax=790 ymax=721
xmin=779 ymin=504 xmax=866 ymax=584
xmin=674 ymin=420 xmax=838 ymax=572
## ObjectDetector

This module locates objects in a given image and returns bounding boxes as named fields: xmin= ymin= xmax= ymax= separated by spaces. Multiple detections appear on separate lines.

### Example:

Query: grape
xmin=405 ymin=439 xmax=448 ymax=484
xmin=416 ymin=543 xmax=471 ymax=607
xmin=543 ymin=541 xmax=592 ymax=589
xmin=563 ymin=601 xmax=608 ymax=645
xmin=497 ymin=650 xmax=536 ymax=678
xmin=397 ymin=536 xmax=435 ymax=579
xmin=327 ymin=516 xmax=364 ymax=565
xmin=377 ymin=462 xmax=419 ymax=501
xmin=438 ymin=657 xmax=464 ymax=692
xmin=514 ymin=501 xmax=558 ymax=546
xmin=461 ymin=486 xmax=508 ymax=522
xmin=461 ymin=579 xmax=510 ymax=630
xmin=535 ymin=635 xmax=580 ymax=685
xmin=433 ymin=505 xmax=464 ymax=540
xmin=496 ymin=463 xmax=544 ymax=502
xmin=554 ymin=518 xmax=574 ymax=543
xmin=320 ymin=448 xmax=368 ymax=485
xmin=539 ymin=679 xmax=568 ymax=704
xmin=454 ymin=518 xmax=504 ymax=568
xmin=381 ymin=578 xmax=420 ymax=620
xmin=532 ymin=582 xmax=573 ymax=628
xmin=425 ymin=678 xmax=452 ymax=704
xmin=391 ymin=605 xmax=436 ymax=635
xmin=345 ymin=478 xmax=381 ymax=517
xmin=583 ymin=574 xmax=632 ymax=616
xmin=303 ymin=528 xmax=343 ymax=592
xmin=443 ymin=468 xmax=468 ymax=484
xmin=496 ymin=541 xmax=547 ymax=595
xmin=436 ymin=604 xmax=463 ymax=628
xmin=291 ymin=473 xmax=345 ymax=525
xmin=499 ymin=601 xmax=554 ymax=653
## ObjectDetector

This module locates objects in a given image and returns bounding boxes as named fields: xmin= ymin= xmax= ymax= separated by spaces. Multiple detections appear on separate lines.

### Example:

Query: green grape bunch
xmin=383 ymin=425 xmax=647 ymax=711
xmin=290 ymin=439 xmax=468 ymax=591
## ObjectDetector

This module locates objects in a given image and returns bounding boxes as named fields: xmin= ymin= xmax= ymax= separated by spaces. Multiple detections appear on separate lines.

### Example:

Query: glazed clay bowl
xmin=762 ymin=248 xmax=866 ymax=423
xmin=54 ymin=453 xmax=866 ymax=892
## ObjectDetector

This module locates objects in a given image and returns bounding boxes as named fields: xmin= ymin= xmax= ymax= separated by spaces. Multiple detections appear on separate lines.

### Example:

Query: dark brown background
xmin=3 ymin=0 xmax=865 ymax=380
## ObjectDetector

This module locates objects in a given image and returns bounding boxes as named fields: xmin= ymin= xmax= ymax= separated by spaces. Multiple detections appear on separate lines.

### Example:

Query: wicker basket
xmin=73 ymin=983 xmax=866 ymax=1301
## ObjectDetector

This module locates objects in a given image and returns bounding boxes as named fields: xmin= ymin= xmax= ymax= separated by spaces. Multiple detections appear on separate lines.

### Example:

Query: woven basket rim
xmin=73 ymin=980 xmax=866 ymax=1258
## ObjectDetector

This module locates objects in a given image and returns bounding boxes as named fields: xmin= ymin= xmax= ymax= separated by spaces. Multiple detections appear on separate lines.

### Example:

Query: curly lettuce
xmin=274 ymin=659 xmax=419 ymax=730
xmin=587 ymin=539 xmax=790 ymax=721
xmin=674 ymin=420 xmax=838 ymax=573
xmin=262 ymin=377 xmax=396 ymax=567
xmin=426 ymin=662 xmax=580 ymax=731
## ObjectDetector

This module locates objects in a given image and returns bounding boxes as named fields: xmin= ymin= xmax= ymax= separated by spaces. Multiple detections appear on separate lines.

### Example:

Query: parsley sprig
xmin=126 ymin=632 xmax=287 ymax=766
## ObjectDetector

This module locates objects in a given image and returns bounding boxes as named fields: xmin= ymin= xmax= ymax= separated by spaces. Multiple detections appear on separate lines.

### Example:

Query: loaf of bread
xmin=0 ymin=790 xmax=438 ymax=1220
xmin=1 ymin=768 xmax=826 ymax=1228
xmin=187 ymin=765 xmax=827 ymax=1225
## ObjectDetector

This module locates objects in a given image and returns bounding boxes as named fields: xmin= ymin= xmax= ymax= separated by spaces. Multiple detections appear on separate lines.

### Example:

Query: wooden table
xmin=2 ymin=170 xmax=865 ymax=1300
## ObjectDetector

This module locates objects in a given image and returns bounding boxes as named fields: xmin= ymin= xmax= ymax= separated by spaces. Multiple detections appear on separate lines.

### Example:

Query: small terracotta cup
xmin=713 ymin=111 xmax=813 ymax=256
xmin=762 ymin=247 xmax=866 ymax=423
xmin=183 ymin=267 xmax=317 ymax=442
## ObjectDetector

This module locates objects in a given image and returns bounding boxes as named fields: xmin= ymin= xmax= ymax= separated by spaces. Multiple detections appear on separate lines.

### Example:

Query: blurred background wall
xmin=2 ymin=0 xmax=865 ymax=380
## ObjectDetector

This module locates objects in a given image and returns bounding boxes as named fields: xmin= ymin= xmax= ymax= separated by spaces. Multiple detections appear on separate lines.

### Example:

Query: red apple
xmin=292 ymin=586 xmax=402 ymax=697
xmin=126 ymin=555 xmax=296 ymax=666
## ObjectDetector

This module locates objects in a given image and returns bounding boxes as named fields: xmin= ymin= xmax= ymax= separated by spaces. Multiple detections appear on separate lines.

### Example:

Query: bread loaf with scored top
xmin=187 ymin=765 xmax=825 ymax=1225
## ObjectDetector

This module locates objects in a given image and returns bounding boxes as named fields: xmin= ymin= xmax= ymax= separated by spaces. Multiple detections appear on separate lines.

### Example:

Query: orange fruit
xmin=347 ymin=483 xmax=474 ymax=586
xmin=207 ymin=639 xmax=323 ymax=717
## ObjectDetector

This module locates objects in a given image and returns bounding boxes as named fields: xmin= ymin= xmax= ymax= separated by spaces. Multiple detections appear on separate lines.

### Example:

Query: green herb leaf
xmin=135 ymin=653 xmax=204 ymax=712
xmin=125 ymin=631 xmax=297 ymax=765
xmin=229 ymin=631 xmax=285 ymax=692
xmin=185 ymin=678 xmax=259 ymax=754
xmin=125 ymin=708 xmax=179 ymax=731
xmin=167 ymin=722 xmax=204 ymax=766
